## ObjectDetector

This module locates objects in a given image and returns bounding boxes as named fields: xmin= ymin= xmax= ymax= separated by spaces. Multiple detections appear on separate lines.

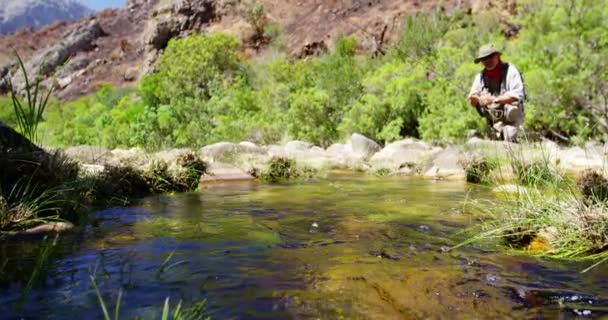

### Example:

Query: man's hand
xmin=469 ymin=95 xmax=480 ymax=107
xmin=479 ymin=95 xmax=495 ymax=106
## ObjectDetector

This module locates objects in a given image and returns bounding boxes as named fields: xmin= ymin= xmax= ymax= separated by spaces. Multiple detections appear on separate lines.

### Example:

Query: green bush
xmin=150 ymin=33 xmax=242 ymax=104
xmin=339 ymin=61 xmax=427 ymax=142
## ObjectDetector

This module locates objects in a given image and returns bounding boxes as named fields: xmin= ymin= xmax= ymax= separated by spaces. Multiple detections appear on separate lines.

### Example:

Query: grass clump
xmin=260 ymin=157 xmax=314 ymax=182
xmin=577 ymin=169 xmax=608 ymax=203
xmin=374 ymin=168 xmax=391 ymax=177
xmin=8 ymin=51 xmax=53 ymax=144
xmin=460 ymin=189 xmax=608 ymax=272
xmin=460 ymin=156 xmax=498 ymax=184
xmin=511 ymin=158 xmax=563 ymax=187
xmin=173 ymin=151 xmax=207 ymax=191
xmin=143 ymin=161 xmax=174 ymax=194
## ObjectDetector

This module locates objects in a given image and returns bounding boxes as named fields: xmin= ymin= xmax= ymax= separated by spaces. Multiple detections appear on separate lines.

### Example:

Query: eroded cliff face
xmin=0 ymin=0 xmax=517 ymax=101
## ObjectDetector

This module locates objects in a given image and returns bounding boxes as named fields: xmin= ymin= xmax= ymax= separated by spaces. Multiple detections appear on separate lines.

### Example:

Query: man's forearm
xmin=494 ymin=95 xmax=518 ymax=105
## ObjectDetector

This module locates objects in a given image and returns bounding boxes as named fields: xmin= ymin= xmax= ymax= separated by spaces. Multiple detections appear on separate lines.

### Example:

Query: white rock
xmin=370 ymin=138 xmax=432 ymax=171
xmin=422 ymin=147 xmax=466 ymax=179
xmin=559 ymin=146 xmax=604 ymax=171
xmin=350 ymin=133 xmax=381 ymax=160
xmin=285 ymin=141 xmax=313 ymax=152
xmin=199 ymin=162 xmax=255 ymax=185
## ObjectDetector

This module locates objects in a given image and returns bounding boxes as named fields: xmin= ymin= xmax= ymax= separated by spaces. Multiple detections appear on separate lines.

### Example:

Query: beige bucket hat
xmin=474 ymin=44 xmax=501 ymax=63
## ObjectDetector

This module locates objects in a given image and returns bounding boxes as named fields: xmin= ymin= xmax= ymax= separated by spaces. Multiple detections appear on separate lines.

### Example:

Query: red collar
xmin=484 ymin=62 xmax=502 ymax=81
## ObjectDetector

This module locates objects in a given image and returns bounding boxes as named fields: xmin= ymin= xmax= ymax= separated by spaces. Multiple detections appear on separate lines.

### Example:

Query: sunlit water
xmin=1 ymin=173 xmax=607 ymax=319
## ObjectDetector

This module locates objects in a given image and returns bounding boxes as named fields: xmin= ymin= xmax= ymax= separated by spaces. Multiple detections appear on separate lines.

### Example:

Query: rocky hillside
xmin=0 ymin=0 xmax=516 ymax=101
xmin=0 ymin=0 xmax=92 ymax=35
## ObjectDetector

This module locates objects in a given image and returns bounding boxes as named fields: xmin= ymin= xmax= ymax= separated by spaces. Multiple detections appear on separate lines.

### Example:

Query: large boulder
xmin=64 ymin=145 xmax=114 ymax=164
xmin=559 ymin=146 xmax=604 ymax=171
xmin=370 ymin=138 xmax=434 ymax=171
xmin=0 ymin=123 xmax=75 ymax=194
xmin=201 ymin=142 xmax=265 ymax=162
xmin=0 ymin=122 xmax=43 ymax=155
xmin=283 ymin=141 xmax=332 ymax=169
xmin=423 ymin=147 xmax=466 ymax=179
xmin=350 ymin=133 xmax=381 ymax=160
xmin=199 ymin=162 xmax=255 ymax=186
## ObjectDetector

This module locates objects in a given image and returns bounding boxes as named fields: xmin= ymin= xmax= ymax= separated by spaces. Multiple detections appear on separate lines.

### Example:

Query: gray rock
xmin=56 ymin=75 xmax=73 ymax=89
xmin=350 ymin=133 xmax=380 ymax=160
xmin=285 ymin=141 xmax=313 ymax=152
xmin=142 ymin=0 xmax=216 ymax=71
xmin=559 ymin=146 xmax=603 ymax=171
xmin=370 ymin=138 xmax=432 ymax=171
xmin=80 ymin=164 xmax=105 ymax=176
xmin=55 ymin=56 xmax=91 ymax=79
xmin=64 ymin=145 xmax=113 ymax=164
xmin=4 ymin=222 xmax=75 ymax=238
xmin=199 ymin=162 xmax=255 ymax=185
xmin=201 ymin=142 xmax=264 ymax=161
xmin=423 ymin=147 xmax=466 ymax=179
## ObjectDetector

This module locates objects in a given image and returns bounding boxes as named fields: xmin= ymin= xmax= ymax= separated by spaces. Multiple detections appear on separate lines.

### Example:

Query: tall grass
xmin=458 ymin=183 xmax=608 ymax=272
xmin=91 ymin=272 xmax=210 ymax=320
xmin=8 ymin=51 xmax=53 ymax=144
xmin=457 ymin=144 xmax=608 ymax=272
xmin=17 ymin=235 xmax=59 ymax=310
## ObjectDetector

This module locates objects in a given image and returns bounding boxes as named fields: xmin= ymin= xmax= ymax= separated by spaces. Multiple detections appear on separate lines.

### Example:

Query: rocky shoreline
xmin=5 ymin=130 xmax=608 ymax=238
xmin=65 ymin=133 xmax=608 ymax=186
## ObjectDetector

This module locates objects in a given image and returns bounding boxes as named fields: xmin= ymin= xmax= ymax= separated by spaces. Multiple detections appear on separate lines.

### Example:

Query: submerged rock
xmin=3 ymin=222 xmax=75 ymax=238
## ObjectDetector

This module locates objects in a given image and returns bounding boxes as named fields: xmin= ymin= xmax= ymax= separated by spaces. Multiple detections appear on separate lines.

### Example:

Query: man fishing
xmin=468 ymin=44 xmax=525 ymax=142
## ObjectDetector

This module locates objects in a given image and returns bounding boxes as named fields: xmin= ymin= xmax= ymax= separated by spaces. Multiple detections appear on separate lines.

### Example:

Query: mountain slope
xmin=0 ymin=0 xmax=92 ymax=34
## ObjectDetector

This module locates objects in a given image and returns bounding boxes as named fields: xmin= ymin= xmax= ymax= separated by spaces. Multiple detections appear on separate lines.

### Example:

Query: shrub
xmin=339 ymin=61 xmax=427 ymax=142
xmin=150 ymin=33 xmax=242 ymax=104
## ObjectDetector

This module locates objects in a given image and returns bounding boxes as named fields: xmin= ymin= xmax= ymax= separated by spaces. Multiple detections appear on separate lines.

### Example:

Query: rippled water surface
xmin=1 ymin=173 xmax=607 ymax=319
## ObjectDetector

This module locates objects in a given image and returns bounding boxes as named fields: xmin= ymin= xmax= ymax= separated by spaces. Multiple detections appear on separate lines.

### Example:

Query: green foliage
xmin=514 ymin=0 xmax=608 ymax=142
xmin=0 ymin=96 xmax=18 ymax=127
xmin=38 ymin=0 xmax=608 ymax=149
xmin=340 ymin=61 xmax=427 ymax=142
xmin=151 ymin=33 xmax=242 ymax=104
xmin=9 ymin=52 xmax=54 ymax=144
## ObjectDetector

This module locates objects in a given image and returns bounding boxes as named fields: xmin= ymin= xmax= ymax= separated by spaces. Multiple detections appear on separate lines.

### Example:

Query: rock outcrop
xmin=142 ymin=0 xmax=217 ymax=71
xmin=8 ymin=19 xmax=106 ymax=92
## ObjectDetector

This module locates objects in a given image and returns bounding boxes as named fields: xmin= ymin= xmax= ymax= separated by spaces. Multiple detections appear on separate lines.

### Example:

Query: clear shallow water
xmin=1 ymin=173 xmax=607 ymax=319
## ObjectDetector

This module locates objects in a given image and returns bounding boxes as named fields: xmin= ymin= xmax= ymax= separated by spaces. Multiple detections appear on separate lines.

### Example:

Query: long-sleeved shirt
xmin=468 ymin=62 xmax=525 ymax=105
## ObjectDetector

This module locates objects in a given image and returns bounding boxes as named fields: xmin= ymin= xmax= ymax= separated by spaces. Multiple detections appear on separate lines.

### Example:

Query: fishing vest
xmin=480 ymin=62 xmax=510 ymax=96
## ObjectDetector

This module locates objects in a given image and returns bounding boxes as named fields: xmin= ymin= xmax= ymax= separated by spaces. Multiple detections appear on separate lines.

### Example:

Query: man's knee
xmin=503 ymin=125 xmax=520 ymax=142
